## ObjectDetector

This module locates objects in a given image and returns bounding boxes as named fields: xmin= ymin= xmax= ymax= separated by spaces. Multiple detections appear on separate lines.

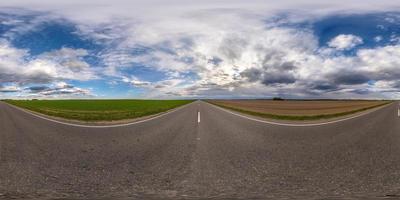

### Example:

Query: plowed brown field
xmin=209 ymin=100 xmax=389 ymax=116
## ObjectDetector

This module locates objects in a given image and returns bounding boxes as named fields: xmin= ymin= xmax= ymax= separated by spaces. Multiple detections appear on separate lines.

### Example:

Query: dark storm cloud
xmin=207 ymin=57 xmax=223 ymax=65
xmin=262 ymin=72 xmax=296 ymax=85
xmin=240 ymin=68 xmax=262 ymax=82
xmin=41 ymin=86 xmax=90 ymax=96
xmin=0 ymin=71 xmax=54 ymax=85
xmin=351 ymin=88 xmax=370 ymax=95
xmin=0 ymin=90 xmax=18 ymax=93
xmin=240 ymin=66 xmax=297 ymax=86
xmin=332 ymin=72 xmax=370 ymax=85
xmin=24 ymin=72 xmax=56 ymax=84
xmin=0 ymin=73 xmax=18 ymax=83
xmin=371 ymin=69 xmax=400 ymax=81
xmin=42 ymin=90 xmax=76 ymax=95
xmin=27 ymin=86 xmax=50 ymax=92
xmin=240 ymin=50 xmax=298 ymax=86
xmin=391 ymin=81 xmax=400 ymax=88
xmin=309 ymin=82 xmax=339 ymax=92
xmin=27 ymin=83 xmax=76 ymax=94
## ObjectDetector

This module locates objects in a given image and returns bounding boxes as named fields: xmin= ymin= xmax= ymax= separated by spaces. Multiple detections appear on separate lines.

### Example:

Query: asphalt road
xmin=1 ymin=100 xmax=400 ymax=199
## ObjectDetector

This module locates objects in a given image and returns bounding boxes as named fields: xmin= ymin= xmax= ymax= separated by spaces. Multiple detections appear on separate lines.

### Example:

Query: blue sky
xmin=0 ymin=1 xmax=400 ymax=99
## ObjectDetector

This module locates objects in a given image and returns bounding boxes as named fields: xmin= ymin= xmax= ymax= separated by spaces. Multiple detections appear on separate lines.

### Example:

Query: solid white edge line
xmin=208 ymin=102 xmax=391 ymax=127
xmin=6 ymin=102 xmax=193 ymax=128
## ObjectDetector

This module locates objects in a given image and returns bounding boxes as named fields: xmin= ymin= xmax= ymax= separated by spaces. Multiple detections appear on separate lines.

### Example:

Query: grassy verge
xmin=5 ymin=99 xmax=193 ymax=121
xmin=208 ymin=101 xmax=392 ymax=121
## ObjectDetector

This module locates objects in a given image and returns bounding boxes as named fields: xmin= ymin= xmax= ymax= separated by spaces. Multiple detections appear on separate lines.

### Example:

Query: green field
xmin=5 ymin=99 xmax=193 ymax=121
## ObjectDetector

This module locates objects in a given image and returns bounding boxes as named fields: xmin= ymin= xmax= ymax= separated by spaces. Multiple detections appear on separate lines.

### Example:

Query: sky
xmin=1 ymin=1 xmax=400 ymax=99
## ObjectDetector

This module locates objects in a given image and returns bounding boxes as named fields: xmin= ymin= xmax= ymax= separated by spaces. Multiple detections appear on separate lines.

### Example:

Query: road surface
xmin=0 ymin=101 xmax=400 ymax=199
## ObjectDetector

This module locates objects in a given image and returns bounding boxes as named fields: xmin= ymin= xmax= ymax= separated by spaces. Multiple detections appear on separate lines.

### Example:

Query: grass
xmin=209 ymin=100 xmax=392 ymax=121
xmin=4 ymin=99 xmax=194 ymax=121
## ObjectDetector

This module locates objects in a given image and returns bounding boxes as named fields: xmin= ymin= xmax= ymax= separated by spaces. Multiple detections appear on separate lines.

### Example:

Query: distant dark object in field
xmin=272 ymin=97 xmax=284 ymax=101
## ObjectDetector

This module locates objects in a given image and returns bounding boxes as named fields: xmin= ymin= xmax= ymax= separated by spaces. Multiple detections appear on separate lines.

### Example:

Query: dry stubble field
xmin=209 ymin=100 xmax=391 ymax=120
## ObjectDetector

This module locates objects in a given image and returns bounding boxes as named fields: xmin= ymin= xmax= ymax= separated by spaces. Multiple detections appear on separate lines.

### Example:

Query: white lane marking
xmin=6 ymin=102 xmax=193 ymax=129
xmin=397 ymin=102 xmax=400 ymax=117
xmin=198 ymin=111 xmax=201 ymax=123
xmin=209 ymin=102 xmax=391 ymax=127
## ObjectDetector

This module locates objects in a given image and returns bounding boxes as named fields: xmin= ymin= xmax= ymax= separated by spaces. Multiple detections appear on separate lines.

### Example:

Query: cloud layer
xmin=0 ymin=1 xmax=400 ymax=99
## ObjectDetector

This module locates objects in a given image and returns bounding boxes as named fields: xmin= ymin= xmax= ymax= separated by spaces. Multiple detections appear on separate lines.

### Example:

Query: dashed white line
xmin=398 ymin=102 xmax=400 ymax=117
xmin=198 ymin=111 xmax=201 ymax=123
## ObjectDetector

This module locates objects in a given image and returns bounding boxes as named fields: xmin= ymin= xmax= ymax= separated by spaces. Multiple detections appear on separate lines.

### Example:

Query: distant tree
xmin=272 ymin=97 xmax=284 ymax=101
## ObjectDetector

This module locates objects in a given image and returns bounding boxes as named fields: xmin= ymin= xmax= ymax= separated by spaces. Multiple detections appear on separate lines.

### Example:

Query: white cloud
xmin=0 ymin=85 xmax=21 ymax=92
xmin=328 ymin=34 xmax=363 ymax=50
xmin=20 ymin=81 xmax=94 ymax=98
xmin=120 ymin=75 xmax=189 ymax=98
xmin=99 ymin=12 xmax=319 ymax=97
xmin=374 ymin=35 xmax=383 ymax=42
xmin=90 ymin=10 xmax=400 ymax=99
xmin=1 ymin=1 xmax=399 ymax=23
xmin=357 ymin=45 xmax=400 ymax=81
xmin=127 ymin=79 xmax=151 ymax=87
xmin=0 ymin=41 xmax=97 ymax=85
xmin=37 ymin=83 xmax=92 ymax=97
